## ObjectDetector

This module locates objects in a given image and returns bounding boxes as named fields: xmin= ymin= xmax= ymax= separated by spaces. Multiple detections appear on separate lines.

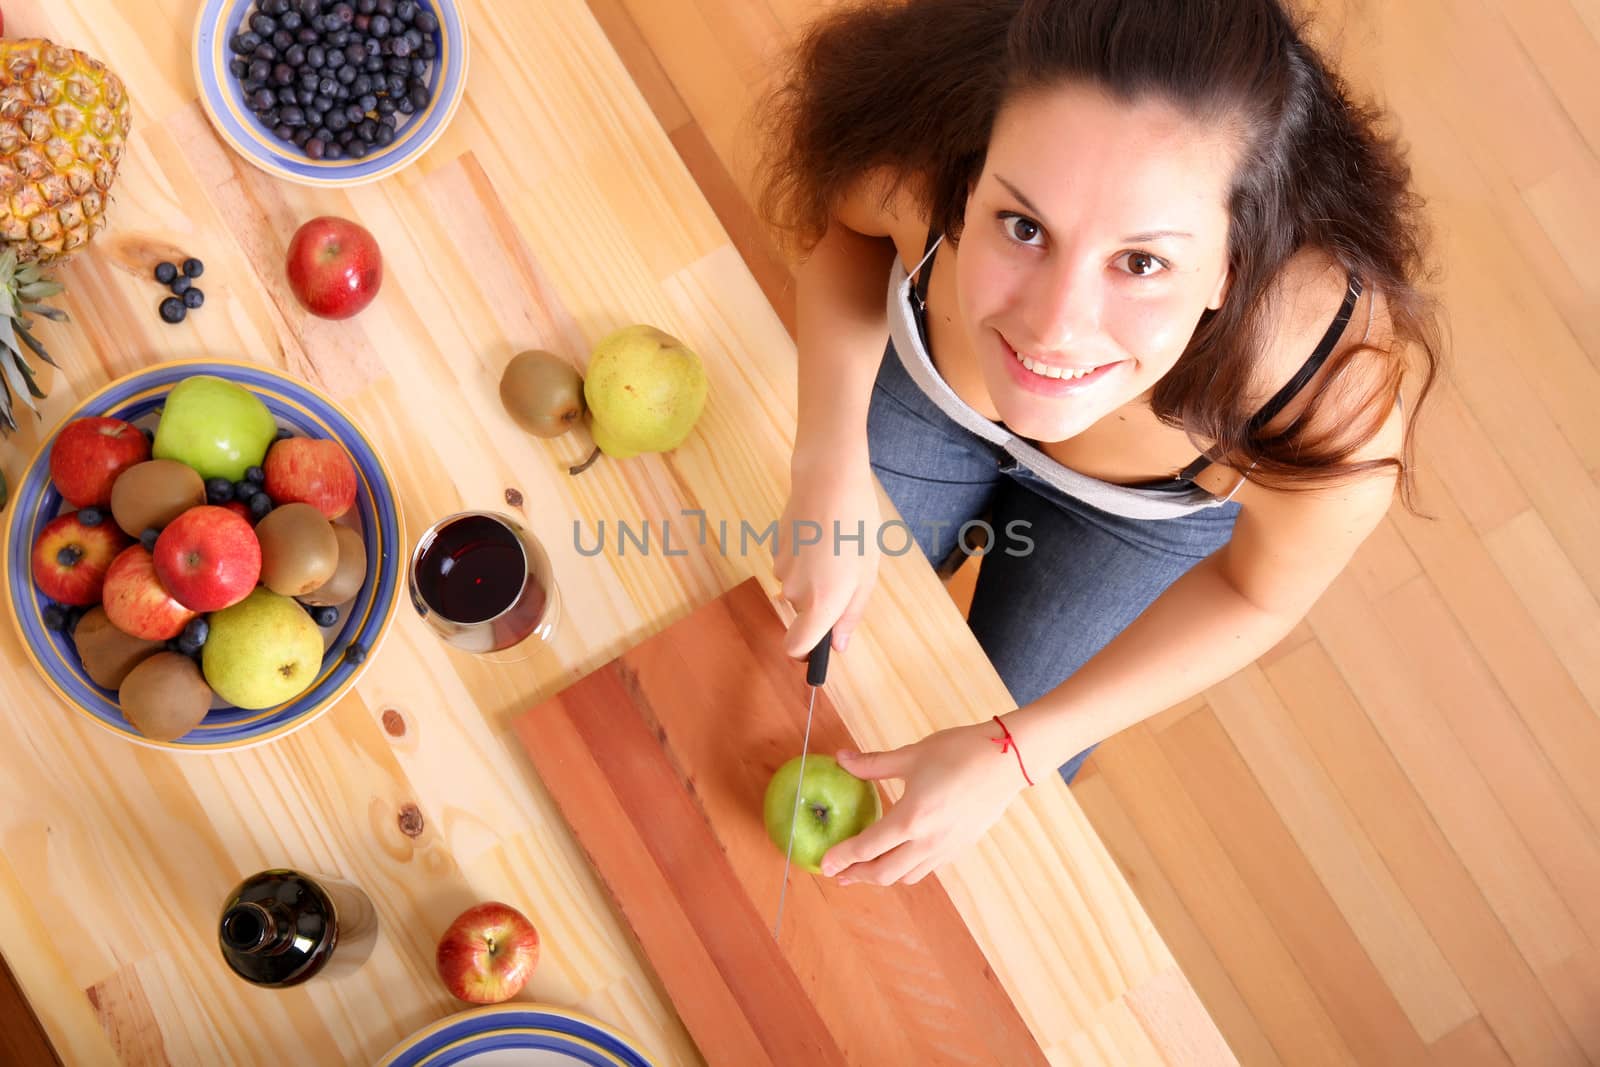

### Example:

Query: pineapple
xmin=0 ymin=39 xmax=130 ymax=437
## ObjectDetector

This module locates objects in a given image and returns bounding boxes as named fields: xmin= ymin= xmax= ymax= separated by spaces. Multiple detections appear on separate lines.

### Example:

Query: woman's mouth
xmin=999 ymin=335 xmax=1122 ymax=395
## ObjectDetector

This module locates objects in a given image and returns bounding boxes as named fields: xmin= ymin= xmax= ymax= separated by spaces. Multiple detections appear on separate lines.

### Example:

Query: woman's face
xmin=954 ymin=82 xmax=1239 ymax=442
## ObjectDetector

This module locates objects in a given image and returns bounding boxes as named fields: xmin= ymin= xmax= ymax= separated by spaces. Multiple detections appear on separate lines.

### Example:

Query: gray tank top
xmin=885 ymin=235 xmax=1368 ymax=520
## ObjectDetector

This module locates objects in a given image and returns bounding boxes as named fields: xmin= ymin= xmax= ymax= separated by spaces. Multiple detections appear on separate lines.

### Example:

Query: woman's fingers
xmin=820 ymin=805 xmax=911 ymax=877
xmin=837 ymin=840 xmax=925 ymax=887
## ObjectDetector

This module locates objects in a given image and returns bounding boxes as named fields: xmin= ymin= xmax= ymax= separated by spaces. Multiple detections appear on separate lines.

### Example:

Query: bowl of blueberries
xmin=193 ymin=0 xmax=468 ymax=185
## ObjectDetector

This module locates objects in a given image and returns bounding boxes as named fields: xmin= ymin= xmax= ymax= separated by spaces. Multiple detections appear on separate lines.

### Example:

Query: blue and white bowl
xmin=193 ymin=0 xmax=469 ymax=186
xmin=2 ymin=360 xmax=405 ymax=752
xmin=376 ymin=1004 xmax=659 ymax=1067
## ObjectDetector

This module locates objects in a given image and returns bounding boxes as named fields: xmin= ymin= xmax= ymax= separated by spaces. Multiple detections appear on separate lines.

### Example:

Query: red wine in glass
xmin=409 ymin=512 xmax=559 ymax=655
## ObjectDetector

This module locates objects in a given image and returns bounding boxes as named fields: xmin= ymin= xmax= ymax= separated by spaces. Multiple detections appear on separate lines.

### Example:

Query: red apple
xmin=31 ymin=512 xmax=132 ymax=606
xmin=102 ymin=545 xmax=199 ymax=641
xmin=285 ymin=216 xmax=382 ymax=320
xmin=221 ymin=501 xmax=253 ymax=524
xmin=153 ymin=506 xmax=262 ymax=612
xmin=435 ymin=902 xmax=540 ymax=1004
xmin=263 ymin=437 xmax=358 ymax=520
xmin=49 ymin=417 xmax=151 ymax=508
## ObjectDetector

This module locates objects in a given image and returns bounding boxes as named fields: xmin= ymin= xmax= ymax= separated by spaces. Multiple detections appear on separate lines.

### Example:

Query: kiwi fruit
xmin=111 ymin=460 xmax=205 ymax=537
xmin=255 ymin=502 xmax=339 ymax=597
xmin=299 ymin=524 xmax=368 ymax=607
xmin=500 ymin=350 xmax=585 ymax=438
xmin=120 ymin=652 xmax=213 ymax=741
xmin=74 ymin=606 xmax=165 ymax=689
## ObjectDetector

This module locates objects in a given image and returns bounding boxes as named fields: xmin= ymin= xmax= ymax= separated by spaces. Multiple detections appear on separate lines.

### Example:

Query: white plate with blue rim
xmin=193 ymin=0 xmax=468 ymax=186
xmin=375 ymin=1005 xmax=660 ymax=1067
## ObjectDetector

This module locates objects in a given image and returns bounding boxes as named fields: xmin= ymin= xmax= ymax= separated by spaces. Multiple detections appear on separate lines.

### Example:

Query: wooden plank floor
xmin=584 ymin=0 xmax=1600 ymax=1064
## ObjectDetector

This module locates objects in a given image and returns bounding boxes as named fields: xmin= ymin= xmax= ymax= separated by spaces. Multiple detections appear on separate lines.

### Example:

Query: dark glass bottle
xmin=218 ymin=868 xmax=378 ymax=987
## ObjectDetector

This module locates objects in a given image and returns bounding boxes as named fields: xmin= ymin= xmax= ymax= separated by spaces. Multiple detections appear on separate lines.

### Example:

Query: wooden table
xmin=0 ymin=1 xmax=1233 ymax=1063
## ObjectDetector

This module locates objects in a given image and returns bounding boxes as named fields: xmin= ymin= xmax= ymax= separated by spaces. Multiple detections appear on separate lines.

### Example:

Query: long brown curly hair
xmin=755 ymin=0 xmax=1442 ymax=505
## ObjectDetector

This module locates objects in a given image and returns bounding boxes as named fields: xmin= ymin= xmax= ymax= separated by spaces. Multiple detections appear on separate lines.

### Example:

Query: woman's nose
xmin=1022 ymin=261 xmax=1102 ymax=353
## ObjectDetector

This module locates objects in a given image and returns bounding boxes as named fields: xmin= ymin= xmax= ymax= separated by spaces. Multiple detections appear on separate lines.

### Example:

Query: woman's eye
xmin=1001 ymin=213 xmax=1042 ymax=245
xmin=1119 ymin=251 xmax=1168 ymax=277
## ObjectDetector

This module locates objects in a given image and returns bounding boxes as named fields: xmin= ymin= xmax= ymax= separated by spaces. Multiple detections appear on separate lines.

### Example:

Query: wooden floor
xmin=587 ymin=0 xmax=1600 ymax=1064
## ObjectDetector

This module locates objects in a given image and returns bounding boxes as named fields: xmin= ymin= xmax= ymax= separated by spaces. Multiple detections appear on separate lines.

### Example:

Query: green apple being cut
xmin=153 ymin=375 xmax=278 ymax=482
xmin=763 ymin=753 xmax=882 ymax=874
xmin=202 ymin=587 xmax=325 ymax=709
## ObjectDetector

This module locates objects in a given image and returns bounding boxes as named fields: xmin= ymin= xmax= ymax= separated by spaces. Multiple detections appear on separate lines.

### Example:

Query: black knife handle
xmin=807 ymin=627 xmax=833 ymax=687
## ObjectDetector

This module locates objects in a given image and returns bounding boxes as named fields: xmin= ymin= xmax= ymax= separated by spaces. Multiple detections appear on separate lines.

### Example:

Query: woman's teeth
xmin=1014 ymin=350 xmax=1095 ymax=380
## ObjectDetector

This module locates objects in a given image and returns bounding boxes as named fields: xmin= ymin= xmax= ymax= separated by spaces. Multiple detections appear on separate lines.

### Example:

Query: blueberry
xmin=275 ymin=87 xmax=297 ymax=106
xmin=251 ymin=12 xmax=277 ymax=35
xmin=408 ymin=83 xmax=429 ymax=110
xmin=395 ymin=93 xmax=415 ymax=115
xmin=166 ymin=637 xmax=185 ymax=653
xmin=357 ymin=0 xmax=377 ymax=13
xmin=55 ymin=544 xmax=83 ymax=567
xmin=251 ymin=88 xmax=277 ymax=111
xmin=293 ymin=128 xmax=314 ymax=147
xmin=348 ymin=139 xmax=369 ymax=160
xmin=396 ymin=1 xmax=417 ymax=23
xmin=140 ymin=528 xmax=160 ymax=551
xmin=344 ymin=642 xmax=367 ymax=665
xmin=331 ymin=2 xmax=355 ymax=26
xmin=419 ymin=38 xmax=436 ymax=61
xmin=276 ymin=427 xmax=295 ymax=441
xmin=370 ymin=13 xmax=390 ymax=36
xmin=206 ymin=477 xmax=235 ymax=504
xmin=42 ymin=604 xmax=67 ymax=632
xmin=245 ymin=466 xmax=266 ymax=484
xmin=311 ymin=605 xmax=340 ymax=627
xmin=65 ymin=607 xmax=85 ymax=635
xmin=249 ymin=493 xmax=274 ymax=520
xmin=184 ymin=288 xmax=206 ymax=310
xmin=272 ymin=29 xmax=295 ymax=51
xmin=234 ymin=479 xmax=256 ymax=500
xmin=374 ymin=122 xmax=395 ymax=146
xmin=305 ymin=137 xmax=327 ymax=160
xmin=282 ymin=10 xmax=303 ymax=31
xmin=159 ymin=297 xmax=187 ymax=324
xmin=414 ymin=10 xmax=437 ymax=34
xmin=376 ymin=0 xmax=395 ymax=16
xmin=324 ymin=140 xmax=346 ymax=160
xmin=142 ymin=428 xmax=155 ymax=445
xmin=77 ymin=506 xmax=104 ymax=527
xmin=182 ymin=617 xmax=210 ymax=648
xmin=168 ymin=277 xmax=192 ymax=300
xmin=229 ymin=57 xmax=249 ymax=79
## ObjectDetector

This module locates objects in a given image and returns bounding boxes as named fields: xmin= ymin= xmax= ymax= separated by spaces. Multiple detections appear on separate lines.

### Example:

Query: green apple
xmin=763 ymin=753 xmax=882 ymax=874
xmin=153 ymin=375 xmax=278 ymax=482
xmin=202 ymin=587 xmax=325 ymax=709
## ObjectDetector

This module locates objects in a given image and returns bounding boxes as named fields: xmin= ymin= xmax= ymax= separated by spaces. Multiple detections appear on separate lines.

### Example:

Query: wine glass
xmin=407 ymin=510 xmax=560 ymax=660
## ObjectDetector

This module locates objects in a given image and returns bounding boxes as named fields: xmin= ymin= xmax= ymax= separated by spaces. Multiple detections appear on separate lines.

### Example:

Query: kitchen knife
xmin=773 ymin=626 xmax=833 ymax=940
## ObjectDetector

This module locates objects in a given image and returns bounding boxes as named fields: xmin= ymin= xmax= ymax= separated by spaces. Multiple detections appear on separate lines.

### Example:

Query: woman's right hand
xmin=774 ymin=453 xmax=882 ymax=660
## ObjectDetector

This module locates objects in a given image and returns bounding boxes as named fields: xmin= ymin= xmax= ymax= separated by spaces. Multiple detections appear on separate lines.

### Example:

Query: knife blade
xmin=773 ymin=626 xmax=833 ymax=940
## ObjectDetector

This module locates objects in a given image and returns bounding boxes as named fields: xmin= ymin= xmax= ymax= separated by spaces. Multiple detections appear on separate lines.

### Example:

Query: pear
xmin=569 ymin=325 xmax=707 ymax=475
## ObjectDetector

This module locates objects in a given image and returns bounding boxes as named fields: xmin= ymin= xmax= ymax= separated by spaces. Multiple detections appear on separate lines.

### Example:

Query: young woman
xmin=759 ymin=0 xmax=1441 ymax=888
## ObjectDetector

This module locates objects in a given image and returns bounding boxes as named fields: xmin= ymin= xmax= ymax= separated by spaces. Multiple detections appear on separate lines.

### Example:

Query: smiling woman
xmin=755 ymin=0 xmax=1444 ymax=889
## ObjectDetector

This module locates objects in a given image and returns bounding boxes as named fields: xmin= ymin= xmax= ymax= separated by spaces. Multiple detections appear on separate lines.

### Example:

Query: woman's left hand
xmin=819 ymin=719 xmax=1032 ymax=886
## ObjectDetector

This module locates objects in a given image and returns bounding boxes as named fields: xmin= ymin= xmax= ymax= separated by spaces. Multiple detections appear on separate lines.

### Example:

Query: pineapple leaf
xmin=0 ymin=248 xmax=16 ymax=281
xmin=15 ymin=325 xmax=58 ymax=369
xmin=1 ymin=350 xmax=39 ymax=418
xmin=22 ymin=304 xmax=67 ymax=322
xmin=0 ymin=376 xmax=18 ymax=436
xmin=19 ymin=280 xmax=64 ymax=301
xmin=14 ymin=354 xmax=45 ymax=399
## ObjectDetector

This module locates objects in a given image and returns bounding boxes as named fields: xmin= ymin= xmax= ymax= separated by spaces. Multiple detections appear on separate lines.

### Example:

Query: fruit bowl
xmin=2 ymin=360 xmax=405 ymax=751
xmin=193 ymin=0 xmax=468 ymax=187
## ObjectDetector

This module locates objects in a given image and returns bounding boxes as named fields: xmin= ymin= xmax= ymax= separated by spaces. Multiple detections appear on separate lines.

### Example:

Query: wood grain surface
xmin=0 ymin=0 xmax=1226 ymax=1064
xmin=516 ymin=577 xmax=1049 ymax=1066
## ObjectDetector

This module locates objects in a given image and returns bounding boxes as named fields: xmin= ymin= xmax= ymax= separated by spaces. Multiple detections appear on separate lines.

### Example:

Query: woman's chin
xmin=993 ymin=396 xmax=1100 ymax=444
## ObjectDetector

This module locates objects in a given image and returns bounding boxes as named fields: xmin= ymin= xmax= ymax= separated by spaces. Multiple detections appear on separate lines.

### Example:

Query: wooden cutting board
xmin=514 ymin=577 xmax=1047 ymax=1065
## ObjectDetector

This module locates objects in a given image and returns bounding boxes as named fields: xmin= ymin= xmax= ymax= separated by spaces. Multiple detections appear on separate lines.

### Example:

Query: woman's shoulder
xmin=1249 ymin=245 xmax=1399 ymax=453
xmin=833 ymin=166 xmax=932 ymax=271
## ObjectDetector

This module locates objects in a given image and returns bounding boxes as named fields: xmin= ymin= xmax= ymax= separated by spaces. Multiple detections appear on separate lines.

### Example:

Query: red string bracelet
xmin=989 ymin=716 xmax=1035 ymax=787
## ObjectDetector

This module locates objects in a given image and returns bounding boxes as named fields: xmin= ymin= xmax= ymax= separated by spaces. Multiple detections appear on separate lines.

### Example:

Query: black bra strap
xmin=913 ymin=226 xmax=940 ymax=306
xmin=1176 ymin=272 xmax=1363 ymax=484
xmin=1246 ymin=274 xmax=1363 ymax=435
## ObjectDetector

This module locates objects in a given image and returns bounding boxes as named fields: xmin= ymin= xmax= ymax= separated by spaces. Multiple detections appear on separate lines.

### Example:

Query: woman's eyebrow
xmin=992 ymin=174 xmax=1194 ymax=243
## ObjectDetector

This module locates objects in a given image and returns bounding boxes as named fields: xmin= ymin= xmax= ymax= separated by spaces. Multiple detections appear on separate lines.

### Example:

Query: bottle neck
xmin=221 ymin=901 xmax=295 ymax=956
